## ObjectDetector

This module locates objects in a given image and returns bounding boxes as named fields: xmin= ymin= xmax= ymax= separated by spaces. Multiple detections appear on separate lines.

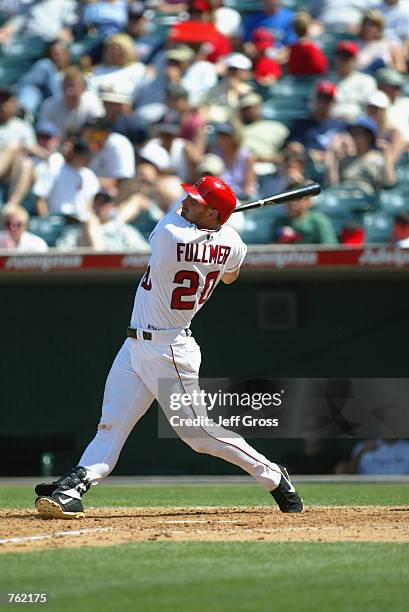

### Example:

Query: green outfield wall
xmin=1 ymin=271 xmax=408 ymax=476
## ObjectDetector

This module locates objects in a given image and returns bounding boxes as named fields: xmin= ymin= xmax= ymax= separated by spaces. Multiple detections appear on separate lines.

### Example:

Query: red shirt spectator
xmin=288 ymin=40 xmax=328 ymax=76
xmin=252 ymin=27 xmax=281 ymax=83
xmin=288 ymin=11 xmax=328 ymax=76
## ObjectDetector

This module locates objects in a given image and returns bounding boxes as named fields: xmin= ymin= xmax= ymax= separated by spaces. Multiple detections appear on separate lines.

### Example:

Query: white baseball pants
xmin=79 ymin=330 xmax=282 ymax=491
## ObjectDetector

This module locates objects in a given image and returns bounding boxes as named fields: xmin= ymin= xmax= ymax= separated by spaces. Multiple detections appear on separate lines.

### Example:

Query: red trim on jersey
xmin=170 ymin=346 xmax=279 ymax=474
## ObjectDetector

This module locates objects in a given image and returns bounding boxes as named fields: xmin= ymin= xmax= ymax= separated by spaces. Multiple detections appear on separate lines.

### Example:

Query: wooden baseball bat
xmin=233 ymin=182 xmax=321 ymax=213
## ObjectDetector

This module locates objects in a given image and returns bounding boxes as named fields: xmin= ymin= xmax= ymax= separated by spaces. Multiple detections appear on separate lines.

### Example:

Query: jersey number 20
xmin=171 ymin=270 xmax=219 ymax=310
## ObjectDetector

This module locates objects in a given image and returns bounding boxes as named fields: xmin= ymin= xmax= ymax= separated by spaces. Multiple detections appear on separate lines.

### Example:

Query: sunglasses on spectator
xmin=4 ymin=219 xmax=24 ymax=229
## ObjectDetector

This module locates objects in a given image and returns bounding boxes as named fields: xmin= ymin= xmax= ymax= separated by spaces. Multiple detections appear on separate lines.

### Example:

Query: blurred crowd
xmin=1 ymin=0 xmax=409 ymax=251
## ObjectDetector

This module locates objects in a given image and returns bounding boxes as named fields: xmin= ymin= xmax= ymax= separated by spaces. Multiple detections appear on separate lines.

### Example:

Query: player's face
xmin=181 ymin=196 xmax=219 ymax=228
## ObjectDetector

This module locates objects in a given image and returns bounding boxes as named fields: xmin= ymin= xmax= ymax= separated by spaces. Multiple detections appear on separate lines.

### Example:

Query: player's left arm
xmin=221 ymin=269 xmax=241 ymax=284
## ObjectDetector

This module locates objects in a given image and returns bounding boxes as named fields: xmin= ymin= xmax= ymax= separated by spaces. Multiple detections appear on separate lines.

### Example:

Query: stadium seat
xmin=28 ymin=216 xmax=67 ymax=247
xmin=240 ymin=207 xmax=276 ymax=244
xmin=363 ymin=212 xmax=393 ymax=244
xmin=130 ymin=209 xmax=160 ymax=240
xmin=378 ymin=188 xmax=409 ymax=215
xmin=316 ymin=186 xmax=377 ymax=215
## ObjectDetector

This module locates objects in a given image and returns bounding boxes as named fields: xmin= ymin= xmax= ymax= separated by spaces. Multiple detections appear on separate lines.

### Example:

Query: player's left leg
xmin=35 ymin=339 xmax=155 ymax=519
xmin=140 ymin=335 xmax=303 ymax=513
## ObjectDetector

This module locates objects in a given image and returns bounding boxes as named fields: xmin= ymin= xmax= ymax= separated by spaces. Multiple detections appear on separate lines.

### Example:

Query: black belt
xmin=127 ymin=327 xmax=152 ymax=340
xmin=127 ymin=326 xmax=191 ymax=340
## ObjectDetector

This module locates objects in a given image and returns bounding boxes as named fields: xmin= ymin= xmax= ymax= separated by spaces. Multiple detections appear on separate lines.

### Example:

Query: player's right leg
xmin=35 ymin=339 xmax=154 ymax=519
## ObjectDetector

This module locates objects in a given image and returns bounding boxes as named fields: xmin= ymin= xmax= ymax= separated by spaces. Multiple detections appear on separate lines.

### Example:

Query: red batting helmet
xmin=181 ymin=176 xmax=237 ymax=224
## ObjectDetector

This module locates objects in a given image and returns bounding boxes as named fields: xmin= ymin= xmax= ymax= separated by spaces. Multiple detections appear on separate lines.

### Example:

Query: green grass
xmin=1 ymin=484 xmax=408 ymax=612
xmin=1 ymin=482 xmax=408 ymax=509
xmin=0 ymin=542 xmax=408 ymax=612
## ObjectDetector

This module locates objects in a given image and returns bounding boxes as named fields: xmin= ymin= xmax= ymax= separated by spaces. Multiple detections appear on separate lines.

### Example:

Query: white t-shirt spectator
xmin=33 ymin=160 xmax=100 ymax=217
xmin=57 ymin=221 xmax=150 ymax=252
xmin=90 ymin=132 xmax=135 ymax=179
xmin=332 ymin=71 xmax=377 ymax=121
xmin=39 ymin=91 xmax=104 ymax=135
xmin=0 ymin=230 xmax=48 ymax=252
xmin=181 ymin=61 xmax=218 ymax=106
xmin=0 ymin=117 xmax=35 ymax=148
xmin=352 ymin=439 xmax=409 ymax=474
xmin=6 ymin=0 xmax=77 ymax=41
xmin=89 ymin=63 xmax=146 ymax=99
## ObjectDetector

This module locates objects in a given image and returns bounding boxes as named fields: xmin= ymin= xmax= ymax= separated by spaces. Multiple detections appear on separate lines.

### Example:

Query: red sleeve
xmin=288 ymin=41 xmax=328 ymax=75
xmin=254 ymin=56 xmax=282 ymax=80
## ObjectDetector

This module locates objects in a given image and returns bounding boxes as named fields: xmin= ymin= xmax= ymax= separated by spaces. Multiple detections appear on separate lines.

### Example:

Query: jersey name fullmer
xmin=130 ymin=211 xmax=247 ymax=330
xmin=176 ymin=242 xmax=231 ymax=265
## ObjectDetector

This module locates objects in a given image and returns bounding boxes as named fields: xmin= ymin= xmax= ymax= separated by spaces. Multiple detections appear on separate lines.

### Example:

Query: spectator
xmin=272 ymin=179 xmax=338 ymax=244
xmin=331 ymin=41 xmax=377 ymax=122
xmin=0 ymin=0 xmax=77 ymax=45
xmin=195 ymin=153 xmax=225 ymax=180
xmin=238 ymin=92 xmax=289 ymax=165
xmin=355 ymin=9 xmax=406 ymax=74
xmin=243 ymin=0 xmax=297 ymax=48
xmin=326 ymin=116 xmax=396 ymax=193
xmin=391 ymin=212 xmax=409 ymax=246
xmin=135 ymin=45 xmax=217 ymax=120
xmin=349 ymin=438 xmax=409 ymax=474
xmin=251 ymin=28 xmax=282 ymax=85
xmin=287 ymin=12 xmax=328 ymax=76
xmin=0 ymin=87 xmax=35 ymax=149
xmin=165 ymin=83 xmax=206 ymax=151
xmin=213 ymin=0 xmax=242 ymax=40
xmin=39 ymin=67 xmax=104 ymax=137
xmin=204 ymin=53 xmax=253 ymax=122
xmin=339 ymin=221 xmax=365 ymax=245
xmin=153 ymin=175 xmax=185 ymax=214
xmin=261 ymin=143 xmax=307 ymax=195
xmin=33 ymin=139 xmax=100 ymax=218
xmin=56 ymin=188 xmax=150 ymax=252
xmin=126 ymin=2 xmax=163 ymax=65
xmin=377 ymin=68 xmax=409 ymax=143
xmin=379 ymin=0 xmax=409 ymax=47
xmin=366 ymin=89 xmax=405 ymax=167
xmin=88 ymin=33 xmax=147 ymax=99
xmin=0 ymin=121 xmax=61 ymax=208
xmin=310 ymin=0 xmax=379 ymax=31
xmin=214 ymin=120 xmax=257 ymax=198
xmin=287 ymin=81 xmax=346 ymax=160
xmin=0 ymin=203 xmax=48 ymax=252
xmin=78 ymin=0 xmax=128 ymax=39
xmin=16 ymin=39 xmax=71 ymax=116
xmin=82 ymin=119 xmax=136 ymax=189
xmin=99 ymin=86 xmax=133 ymax=126
xmin=149 ymin=116 xmax=202 ymax=182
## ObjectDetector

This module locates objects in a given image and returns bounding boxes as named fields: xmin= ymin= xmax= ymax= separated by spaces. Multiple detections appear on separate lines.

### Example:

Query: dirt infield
xmin=1 ymin=506 xmax=408 ymax=553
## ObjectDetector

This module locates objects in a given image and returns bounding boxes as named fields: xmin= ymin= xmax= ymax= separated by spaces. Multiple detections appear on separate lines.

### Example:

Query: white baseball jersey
xmin=130 ymin=210 xmax=247 ymax=330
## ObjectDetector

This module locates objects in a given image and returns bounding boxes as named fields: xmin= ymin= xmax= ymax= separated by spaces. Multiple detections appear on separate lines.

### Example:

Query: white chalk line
xmin=0 ymin=527 xmax=113 ymax=545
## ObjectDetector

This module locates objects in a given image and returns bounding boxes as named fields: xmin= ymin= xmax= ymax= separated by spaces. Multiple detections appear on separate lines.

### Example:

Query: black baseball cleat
xmin=35 ymin=494 xmax=85 ymax=519
xmin=270 ymin=465 xmax=304 ymax=513
xmin=35 ymin=466 xmax=89 ymax=519
xmin=35 ymin=478 xmax=90 ymax=498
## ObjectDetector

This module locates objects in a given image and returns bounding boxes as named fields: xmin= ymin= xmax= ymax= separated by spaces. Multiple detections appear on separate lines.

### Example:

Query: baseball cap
xmin=376 ymin=67 xmax=405 ymax=87
xmin=197 ymin=154 xmax=225 ymax=176
xmin=215 ymin=121 xmax=235 ymax=136
xmin=165 ymin=45 xmax=195 ymax=63
xmin=315 ymin=80 xmax=337 ymax=98
xmin=114 ymin=115 xmax=149 ymax=144
xmin=253 ymin=27 xmax=274 ymax=51
xmin=138 ymin=141 xmax=170 ymax=171
xmin=99 ymin=86 xmax=132 ymax=104
xmin=336 ymin=40 xmax=359 ymax=57
xmin=166 ymin=83 xmax=188 ymax=100
xmin=367 ymin=90 xmax=390 ymax=109
xmin=225 ymin=52 xmax=252 ymax=71
xmin=349 ymin=116 xmax=379 ymax=140
xmin=191 ymin=0 xmax=211 ymax=10
xmin=238 ymin=92 xmax=263 ymax=109
xmin=35 ymin=121 xmax=60 ymax=137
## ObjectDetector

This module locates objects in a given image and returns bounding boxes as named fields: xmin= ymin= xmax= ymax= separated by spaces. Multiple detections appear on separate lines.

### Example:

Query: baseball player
xmin=35 ymin=176 xmax=303 ymax=519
